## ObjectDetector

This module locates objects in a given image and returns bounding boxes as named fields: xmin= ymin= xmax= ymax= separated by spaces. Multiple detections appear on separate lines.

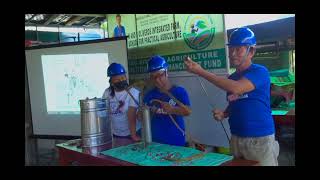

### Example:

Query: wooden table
xmin=57 ymin=138 xmax=258 ymax=166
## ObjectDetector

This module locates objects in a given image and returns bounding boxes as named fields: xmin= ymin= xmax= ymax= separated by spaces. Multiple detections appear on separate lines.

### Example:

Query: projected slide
xmin=42 ymin=54 xmax=109 ymax=114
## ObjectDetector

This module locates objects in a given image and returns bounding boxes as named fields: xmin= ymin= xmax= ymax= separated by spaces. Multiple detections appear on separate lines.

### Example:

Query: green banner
xmin=106 ymin=14 xmax=226 ymax=51
xmin=128 ymin=48 xmax=226 ymax=74
xmin=106 ymin=14 xmax=229 ymax=75
xmin=136 ymin=14 xmax=176 ymax=47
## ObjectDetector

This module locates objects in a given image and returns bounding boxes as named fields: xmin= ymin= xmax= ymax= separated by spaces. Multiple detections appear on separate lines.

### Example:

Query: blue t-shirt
xmin=114 ymin=25 xmax=126 ymax=37
xmin=227 ymin=63 xmax=275 ymax=137
xmin=143 ymin=86 xmax=191 ymax=146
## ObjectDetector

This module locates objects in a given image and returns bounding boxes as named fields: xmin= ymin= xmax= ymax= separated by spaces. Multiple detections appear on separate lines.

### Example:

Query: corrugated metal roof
xmin=227 ymin=17 xmax=295 ymax=43
xmin=25 ymin=14 xmax=106 ymax=27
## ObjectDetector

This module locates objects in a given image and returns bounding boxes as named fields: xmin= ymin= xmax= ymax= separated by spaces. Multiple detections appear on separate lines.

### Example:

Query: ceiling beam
xmin=84 ymin=22 xmax=101 ymax=27
xmin=83 ymin=17 xmax=98 ymax=26
xmin=43 ymin=14 xmax=60 ymax=25
xmin=69 ymin=14 xmax=105 ymax=17
xmin=65 ymin=16 xmax=84 ymax=26
xmin=57 ymin=15 xmax=71 ymax=25
xmin=26 ymin=14 xmax=38 ymax=24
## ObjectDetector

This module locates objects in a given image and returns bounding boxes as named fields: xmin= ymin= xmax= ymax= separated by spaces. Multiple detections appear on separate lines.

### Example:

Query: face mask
xmin=113 ymin=80 xmax=128 ymax=91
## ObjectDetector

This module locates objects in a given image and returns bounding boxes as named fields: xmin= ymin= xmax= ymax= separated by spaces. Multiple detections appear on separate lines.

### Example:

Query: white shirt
xmin=102 ymin=87 xmax=141 ymax=136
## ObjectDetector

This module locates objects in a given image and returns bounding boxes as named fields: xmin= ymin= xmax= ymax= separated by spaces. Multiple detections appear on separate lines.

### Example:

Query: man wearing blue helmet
xmin=184 ymin=27 xmax=279 ymax=166
xmin=143 ymin=55 xmax=191 ymax=146
xmin=102 ymin=63 xmax=141 ymax=141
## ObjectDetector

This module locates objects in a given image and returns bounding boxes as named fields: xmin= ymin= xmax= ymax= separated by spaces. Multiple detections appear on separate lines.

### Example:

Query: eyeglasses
xmin=150 ymin=71 xmax=166 ymax=80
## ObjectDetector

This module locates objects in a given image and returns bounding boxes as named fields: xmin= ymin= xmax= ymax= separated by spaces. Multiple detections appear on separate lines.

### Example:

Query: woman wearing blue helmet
xmin=102 ymin=62 xmax=141 ymax=141
xmin=184 ymin=27 xmax=279 ymax=166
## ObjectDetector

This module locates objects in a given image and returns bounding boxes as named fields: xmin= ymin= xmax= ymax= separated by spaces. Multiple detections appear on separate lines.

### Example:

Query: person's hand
xmin=151 ymin=99 xmax=174 ymax=114
xmin=184 ymin=57 xmax=204 ymax=75
xmin=212 ymin=109 xmax=225 ymax=121
xmin=131 ymin=134 xmax=141 ymax=142
xmin=160 ymin=101 xmax=173 ymax=114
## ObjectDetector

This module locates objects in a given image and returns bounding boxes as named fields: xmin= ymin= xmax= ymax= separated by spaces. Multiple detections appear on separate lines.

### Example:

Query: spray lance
xmin=184 ymin=55 xmax=233 ymax=143
xmin=196 ymin=76 xmax=230 ymax=142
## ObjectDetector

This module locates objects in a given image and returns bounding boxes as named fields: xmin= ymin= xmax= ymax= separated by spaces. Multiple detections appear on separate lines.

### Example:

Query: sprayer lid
xmin=79 ymin=97 xmax=107 ymax=110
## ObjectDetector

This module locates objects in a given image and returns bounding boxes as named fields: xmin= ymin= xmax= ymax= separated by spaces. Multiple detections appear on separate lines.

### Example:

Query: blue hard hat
xmin=147 ymin=55 xmax=168 ymax=73
xmin=107 ymin=63 xmax=126 ymax=77
xmin=227 ymin=27 xmax=256 ymax=47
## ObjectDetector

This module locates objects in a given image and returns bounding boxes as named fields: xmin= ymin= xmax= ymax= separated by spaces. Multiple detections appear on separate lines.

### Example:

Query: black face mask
xmin=113 ymin=80 xmax=128 ymax=91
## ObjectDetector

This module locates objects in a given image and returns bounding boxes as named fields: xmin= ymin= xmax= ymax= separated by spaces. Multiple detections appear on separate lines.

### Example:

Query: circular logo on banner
xmin=183 ymin=15 xmax=215 ymax=50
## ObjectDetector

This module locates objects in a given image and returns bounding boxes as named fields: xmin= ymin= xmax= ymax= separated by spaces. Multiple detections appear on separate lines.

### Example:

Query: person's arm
xmin=198 ymin=70 xmax=254 ymax=95
xmin=152 ymin=100 xmax=190 ymax=116
xmin=151 ymin=87 xmax=191 ymax=116
xmin=128 ymin=106 xmax=140 ymax=140
xmin=128 ymin=89 xmax=141 ymax=141
xmin=170 ymin=106 xmax=191 ymax=116
xmin=185 ymin=57 xmax=255 ymax=95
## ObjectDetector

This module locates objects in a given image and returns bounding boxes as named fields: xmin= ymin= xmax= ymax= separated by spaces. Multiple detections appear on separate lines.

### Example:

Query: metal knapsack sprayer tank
xmin=79 ymin=97 xmax=112 ymax=148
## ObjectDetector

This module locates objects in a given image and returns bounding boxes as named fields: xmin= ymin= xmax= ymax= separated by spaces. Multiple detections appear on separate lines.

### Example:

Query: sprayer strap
xmin=125 ymin=88 xmax=140 ymax=106
xmin=168 ymin=114 xmax=185 ymax=136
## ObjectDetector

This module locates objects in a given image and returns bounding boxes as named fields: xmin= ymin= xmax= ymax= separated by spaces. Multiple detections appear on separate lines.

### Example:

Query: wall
xmin=25 ymin=65 xmax=37 ymax=165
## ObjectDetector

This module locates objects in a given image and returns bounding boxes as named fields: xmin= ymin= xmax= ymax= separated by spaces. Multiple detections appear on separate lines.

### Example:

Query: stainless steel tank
xmin=80 ymin=97 xmax=112 ymax=148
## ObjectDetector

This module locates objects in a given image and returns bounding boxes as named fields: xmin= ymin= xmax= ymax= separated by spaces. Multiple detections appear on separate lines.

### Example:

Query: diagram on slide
xmin=42 ymin=53 xmax=109 ymax=114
